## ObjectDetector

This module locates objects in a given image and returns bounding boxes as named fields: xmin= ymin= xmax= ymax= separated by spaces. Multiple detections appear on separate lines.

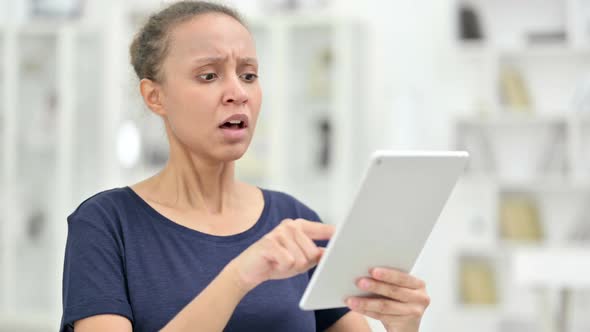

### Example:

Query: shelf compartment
xmin=455 ymin=249 xmax=539 ymax=323
xmin=282 ymin=24 xmax=336 ymax=222
xmin=455 ymin=115 xmax=569 ymax=181
xmin=456 ymin=253 xmax=500 ymax=307
xmin=496 ymin=55 xmax=590 ymax=114
xmin=498 ymin=189 xmax=590 ymax=246
xmin=453 ymin=0 xmax=567 ymax=48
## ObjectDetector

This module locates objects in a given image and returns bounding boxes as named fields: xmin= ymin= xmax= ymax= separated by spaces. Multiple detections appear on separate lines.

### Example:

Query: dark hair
xmin=129 ymin=1 xmax=245 ymax=82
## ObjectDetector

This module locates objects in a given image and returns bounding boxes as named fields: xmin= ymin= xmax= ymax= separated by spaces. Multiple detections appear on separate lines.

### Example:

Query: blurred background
xmin=1 ymin=0 xmax=590 ymax=331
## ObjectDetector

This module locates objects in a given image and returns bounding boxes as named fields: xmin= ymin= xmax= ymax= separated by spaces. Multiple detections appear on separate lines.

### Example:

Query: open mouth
xmin=219 ymin=120 xmax=246 ymax=130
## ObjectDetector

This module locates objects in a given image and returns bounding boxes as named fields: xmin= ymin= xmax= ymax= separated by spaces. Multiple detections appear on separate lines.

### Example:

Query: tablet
xmin=299 ymin=150 xmax=469 ymax=310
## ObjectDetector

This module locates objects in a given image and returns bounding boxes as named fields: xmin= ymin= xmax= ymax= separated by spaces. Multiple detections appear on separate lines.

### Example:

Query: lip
xmin=219 ymin=113 xmax=249 ymax=128
xmin=218 ymin=113 xmax=249 ymax=142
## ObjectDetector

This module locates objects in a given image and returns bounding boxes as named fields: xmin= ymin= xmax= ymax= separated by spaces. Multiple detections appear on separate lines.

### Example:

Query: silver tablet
xmin=299 ymin=150 xmax=469 ymax=310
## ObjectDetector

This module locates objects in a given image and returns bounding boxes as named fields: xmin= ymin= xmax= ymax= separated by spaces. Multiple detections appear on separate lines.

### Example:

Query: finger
xmin=351 ymin=309 xmax=389 ymax=322
xmin=346 ymin=297 xmax=418 ymax=316
xmin=267 ymin=243 xmax=296 ymax=273
xmin=298 ymin=220 xmax=336 ymax=240
xmin=356 ymin=277 xmax=420 ymax=303
xmin=291 ymin=220 xmax=322 ymax=261
xmin=275 ymin=227 xmax=309 ymax=270
xmin=369 ymin=268 xmax=426 ymax=290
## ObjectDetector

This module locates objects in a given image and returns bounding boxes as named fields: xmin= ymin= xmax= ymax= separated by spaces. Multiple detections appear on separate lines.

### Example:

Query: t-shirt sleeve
xmin=60 ymin=212 xmax=133 ymax=332
xmin=302 ymin=207 xmax=351 ymax=331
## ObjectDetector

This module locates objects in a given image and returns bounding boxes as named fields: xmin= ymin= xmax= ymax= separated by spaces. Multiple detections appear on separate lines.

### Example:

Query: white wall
xmin=330 ymin=0 xmax=453 ymax=150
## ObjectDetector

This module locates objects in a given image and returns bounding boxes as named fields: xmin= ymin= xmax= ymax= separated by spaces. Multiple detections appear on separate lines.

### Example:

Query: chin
xmin=216 ymin=144 xmax=250 ymax=162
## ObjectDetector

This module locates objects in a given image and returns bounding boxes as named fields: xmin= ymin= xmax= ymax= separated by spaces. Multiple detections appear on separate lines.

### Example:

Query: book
xmin=499 ymin=196 xmax=543 ymax=242
xmin=499 ymin=65 xmax=532 ymax=112
xmin=459 ymin=256 xmax=498 ymax=305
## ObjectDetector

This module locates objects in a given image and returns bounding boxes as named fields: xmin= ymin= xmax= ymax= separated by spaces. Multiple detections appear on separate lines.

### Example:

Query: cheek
xmin=167 ymin=84 xmax=216 ymax=120
xmin=250 ymin=85 xmax=263 ymax=116
xmin=165 ymin=89 xmax=216 ymax=142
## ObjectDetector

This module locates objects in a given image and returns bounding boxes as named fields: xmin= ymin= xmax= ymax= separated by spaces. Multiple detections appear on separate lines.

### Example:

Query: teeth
xmin=228 ymin=120 xmax=242 ymax=125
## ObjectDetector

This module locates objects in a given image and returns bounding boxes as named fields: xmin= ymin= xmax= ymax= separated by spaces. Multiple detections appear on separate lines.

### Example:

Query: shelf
xmin=1 ymin=22 xmax=72 ymax=36
xmin=497 ymin=240 xmax=546 ymax=250
xmin=456 ymin=113 xmax=568 ymax=127
xmin=460 ymin=175 xmax=590 ymax=193
xmin=247 ymin=13 xmax=359 ymax=28
xmin=495 ymin=177 xmax=590 ymax=193
xmin=455 ymin=43 xmax=590 ymax=58
xmin=455 ymin=304 xmax=502 ymax=313
xmin=499 ymin=46 xmax=590 ymax=59
xmin=513 ymin=248 xmax=590 ymax=288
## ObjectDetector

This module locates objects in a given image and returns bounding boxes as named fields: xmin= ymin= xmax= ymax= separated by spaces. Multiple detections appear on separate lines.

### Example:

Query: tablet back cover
xmin=299 ymin=151 xmax=468 ymax=310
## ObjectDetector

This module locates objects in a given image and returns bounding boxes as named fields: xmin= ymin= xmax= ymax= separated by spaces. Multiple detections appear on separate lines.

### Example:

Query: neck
xmin=149 ymin=124 xmax=240 ymax=215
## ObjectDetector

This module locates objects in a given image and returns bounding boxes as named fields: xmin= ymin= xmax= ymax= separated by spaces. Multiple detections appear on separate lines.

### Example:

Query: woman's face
xmin=158 ymin=13 xmax=262 ymax=163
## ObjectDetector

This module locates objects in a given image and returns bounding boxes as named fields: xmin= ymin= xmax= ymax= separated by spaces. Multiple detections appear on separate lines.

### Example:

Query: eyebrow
xmin=192 ymin=56 xmax=258 ymax=66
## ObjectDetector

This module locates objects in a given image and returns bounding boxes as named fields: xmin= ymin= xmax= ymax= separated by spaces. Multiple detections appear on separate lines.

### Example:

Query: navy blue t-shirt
xmin=60 ymin=187 xmax=349 ymax=331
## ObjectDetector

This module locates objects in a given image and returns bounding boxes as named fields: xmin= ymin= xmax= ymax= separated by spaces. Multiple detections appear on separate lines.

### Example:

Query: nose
xmin=222 ymin=74 xmax=248 ymax=105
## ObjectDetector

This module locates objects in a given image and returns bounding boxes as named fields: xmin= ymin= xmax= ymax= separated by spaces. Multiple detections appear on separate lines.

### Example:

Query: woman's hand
xmin=227 ymin=219 xmax=335 ymax=291
xmin=346 ymin=268 xmax=430 ymax=332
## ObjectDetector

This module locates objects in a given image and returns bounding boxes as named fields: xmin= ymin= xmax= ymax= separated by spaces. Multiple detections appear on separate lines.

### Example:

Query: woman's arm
xmin=74 ymin=263 xmax=250 ymax=332
xmin=159 ymin=263 xmax=252 ymax=332
xmin=74 ymin=314 xmax=133 ymax=332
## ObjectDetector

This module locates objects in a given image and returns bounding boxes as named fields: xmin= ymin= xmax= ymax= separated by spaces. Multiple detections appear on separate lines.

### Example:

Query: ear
xmin=140 ymin=78 xmax=166 ymax=116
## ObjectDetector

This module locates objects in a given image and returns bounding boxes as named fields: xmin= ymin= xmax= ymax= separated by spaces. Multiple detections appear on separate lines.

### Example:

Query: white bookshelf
xmin=447 ymin=0 xmax=590 ymax=331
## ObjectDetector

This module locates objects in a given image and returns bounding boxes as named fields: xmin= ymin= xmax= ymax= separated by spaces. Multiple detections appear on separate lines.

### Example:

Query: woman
xmin=60 ymin=1 xmax=430 ymax=331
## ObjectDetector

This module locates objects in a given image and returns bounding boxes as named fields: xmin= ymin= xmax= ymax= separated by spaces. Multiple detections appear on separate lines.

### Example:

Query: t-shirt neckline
xmin=123 ymin=186 xmax=270 ymax=244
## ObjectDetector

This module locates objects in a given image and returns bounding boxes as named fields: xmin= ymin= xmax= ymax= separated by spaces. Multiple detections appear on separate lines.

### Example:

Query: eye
xmin=198 ymin=73 xmax=218 ymax=81
xmin=241 ymin=73 xmax=258 ymax=82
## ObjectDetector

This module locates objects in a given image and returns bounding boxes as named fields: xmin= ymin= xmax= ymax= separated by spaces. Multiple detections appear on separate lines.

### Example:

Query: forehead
xmin=166 ymin=13 xmax=256 ymax=59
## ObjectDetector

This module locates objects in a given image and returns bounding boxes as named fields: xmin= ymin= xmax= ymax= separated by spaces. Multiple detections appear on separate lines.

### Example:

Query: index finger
xmin=299 ymin=220 xmax=336 ymax=240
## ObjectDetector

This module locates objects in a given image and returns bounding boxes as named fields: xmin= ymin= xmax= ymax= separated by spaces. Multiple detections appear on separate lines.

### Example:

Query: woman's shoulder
xmin=260 ymin=188 xmax=321 ymax=222
xmin=67 ymin=187 xmax=132 ymax=225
